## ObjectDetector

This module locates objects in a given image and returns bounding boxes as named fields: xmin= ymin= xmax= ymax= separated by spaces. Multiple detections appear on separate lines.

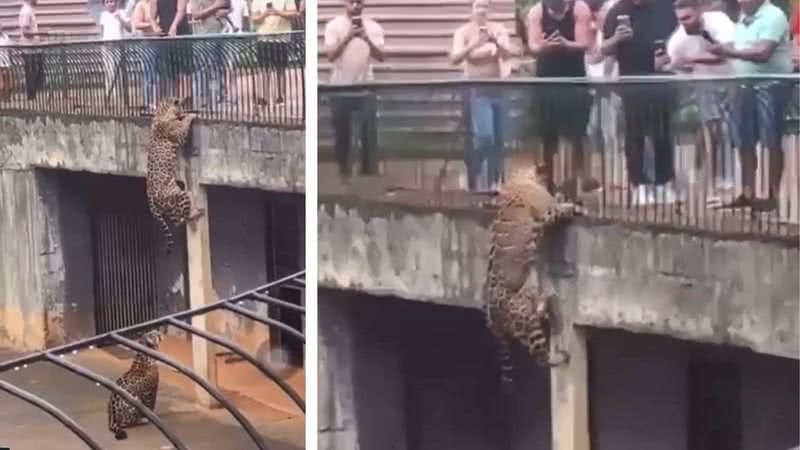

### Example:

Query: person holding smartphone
xmin=450 ymin=0 xmax=517 ymax=191
xmin=527 ymin=0 xmax=598 ymax=197
xmin=655 ymin=0 xmax=737 ymax=207
xmin=323 ymin=0 xmax=385 ymax=178
xmin=601 ymin=0 xmax=679 ymax=206
xmin=252 ymin=0 xmax=299 ymax=106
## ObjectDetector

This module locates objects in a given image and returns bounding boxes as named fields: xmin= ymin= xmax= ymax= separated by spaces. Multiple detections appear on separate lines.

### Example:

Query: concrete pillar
xmin=185 ymin=184 xmax=220 ymax=409
xmin=551 ymin=325 xmax=590 ymax=450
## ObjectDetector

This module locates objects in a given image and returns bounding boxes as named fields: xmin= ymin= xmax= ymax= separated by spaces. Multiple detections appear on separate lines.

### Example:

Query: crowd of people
xmin=324 ymin=0 xmax=799 ymax=213
xmin=2 ymin=0 xmax=305 ymax=112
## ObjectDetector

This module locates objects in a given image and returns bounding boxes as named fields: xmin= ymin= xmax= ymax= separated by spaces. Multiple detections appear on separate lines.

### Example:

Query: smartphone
xmin=352 ymin=16 xmax=362 ymax=27
xmin=617 ymin=14 xmax=631 ymax=29
xmin=266 ymin=1 xmax=273 ymax=7
xmin=700 ymin=30 xmax=717 ymax=44
xmin=654 ymin=39 xmax=666 ymax=53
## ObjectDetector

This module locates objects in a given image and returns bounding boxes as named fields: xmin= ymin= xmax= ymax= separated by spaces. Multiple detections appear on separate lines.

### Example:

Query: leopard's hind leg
xmin=166 ymin=183 xmax=204 ymax=226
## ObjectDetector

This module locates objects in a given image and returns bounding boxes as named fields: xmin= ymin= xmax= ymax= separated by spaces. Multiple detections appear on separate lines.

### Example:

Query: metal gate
xmin=265 ymin=195 xmax=304 ymax=367
xmin=91 ymin=184 xmax=160 ymax=333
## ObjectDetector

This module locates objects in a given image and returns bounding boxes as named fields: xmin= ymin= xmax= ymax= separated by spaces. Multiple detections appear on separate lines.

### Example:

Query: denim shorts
xmin=735 ymin=81 xmax=788 ymax=151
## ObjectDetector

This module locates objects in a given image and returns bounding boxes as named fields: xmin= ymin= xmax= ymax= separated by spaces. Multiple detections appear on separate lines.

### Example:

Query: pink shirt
xmin=324 ymin=15 xmax=385 ymax=84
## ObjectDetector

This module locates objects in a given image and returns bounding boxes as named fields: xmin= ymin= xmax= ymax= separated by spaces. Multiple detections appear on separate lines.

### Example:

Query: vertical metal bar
xmin=0 ymin=379 xmax=106 ymax=450
xmin=43 ymin=353 xmax=190 ymax=450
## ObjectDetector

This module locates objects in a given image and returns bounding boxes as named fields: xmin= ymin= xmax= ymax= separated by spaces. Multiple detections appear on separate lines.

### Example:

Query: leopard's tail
xmin=108 ymin=396 xmax=128 ymax=440
xmin=153 ymin=211 xmax=174 ymax=255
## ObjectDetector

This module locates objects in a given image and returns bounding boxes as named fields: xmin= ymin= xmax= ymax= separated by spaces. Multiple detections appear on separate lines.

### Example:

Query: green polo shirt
xmin=733 ymin=1 xmax=792 ymax=75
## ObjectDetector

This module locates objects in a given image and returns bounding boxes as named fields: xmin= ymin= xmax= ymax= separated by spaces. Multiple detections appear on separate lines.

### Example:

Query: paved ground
xmin=0 ymin=348 xmax=304 ymax=450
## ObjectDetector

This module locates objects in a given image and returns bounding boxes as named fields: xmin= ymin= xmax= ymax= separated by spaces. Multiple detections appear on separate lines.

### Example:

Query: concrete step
xmin=317 ymin=12 xmax=516 ymax=33
xmin=319 ymin=61 xmax=463 ymax=81
xmin=318 ymin=0 xmax=515 ymax=15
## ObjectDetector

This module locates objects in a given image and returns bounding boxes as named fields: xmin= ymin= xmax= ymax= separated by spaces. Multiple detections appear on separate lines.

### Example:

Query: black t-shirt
xmin=602 ymin=0 xmax=677 ymax=75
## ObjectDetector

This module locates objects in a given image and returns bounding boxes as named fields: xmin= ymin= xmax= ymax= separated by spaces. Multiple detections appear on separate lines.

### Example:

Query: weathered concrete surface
xmin=0 ymin=114 xmax=304 ymax=192
xmin=318 ymin=201 xmax=800 ymax=359
xmin=0 ymin=170 xmax=48 ymax=350
xmin=0 ymin=347 xmax=303 ymax=450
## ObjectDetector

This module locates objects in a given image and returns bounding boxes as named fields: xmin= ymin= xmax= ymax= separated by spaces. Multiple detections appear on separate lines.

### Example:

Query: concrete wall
xmin=0 ymin=170 xmax=47 ymax=350
xmin=318 ymin=201 xmax=800 ymax=359
xmin=0 ymin=115 xmax=304 ymax=192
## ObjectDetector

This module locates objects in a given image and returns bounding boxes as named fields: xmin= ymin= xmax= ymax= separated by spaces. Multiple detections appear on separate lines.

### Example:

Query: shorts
xmin=158 ymin=40 xmax=194 ymax=78
xmin=256 ymin=40 xmax=290 ymax=70
xmin=534 ymin=85 xmax=593 ymax=142
xmin=735 ymin=81 xmax=789 ymax=152
xmin=695 ymin=83 xmax=734 ymax=124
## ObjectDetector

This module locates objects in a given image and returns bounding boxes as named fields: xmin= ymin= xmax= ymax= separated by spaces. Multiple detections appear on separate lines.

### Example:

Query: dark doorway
xmin=265 ymin=194 xmax=304 ymax=367
xmin=687 ymin=359 xmax=742 ymax=450
xmin=89 ymin=176 xmax=161 ymax=333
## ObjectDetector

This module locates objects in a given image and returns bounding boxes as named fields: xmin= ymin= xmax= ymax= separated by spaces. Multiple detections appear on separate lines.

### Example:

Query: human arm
xmin=360 ymin=21 xmax=385 ymax=62
xmin=324 ymin=19 xmax=356 ymax=62
xmin=115 ymin=10 xmax=133 ymax=32
xmin=709 ymin=13 xmax=787 ymax=63
xmin=168 ymin=0 xmax=189 ymax=36
xmin=488 ymin=24 xmax=517 ymax=59
xmin=193 ymin=0 xmax=230 ymax=21
xmin=599 ymin=10 xmax=632 ymax=56
xmin=149 ymin=0 xmax=162 ymax=34
xmin=526 ymin=4 xmax=567 ymax=55
xmin=450 ymin=25 xmax=486 ymax=65
xmin=19 ymin=8 xmax=35 ymax=40
xmin=560 ymin=0 xmax=592 ymax=53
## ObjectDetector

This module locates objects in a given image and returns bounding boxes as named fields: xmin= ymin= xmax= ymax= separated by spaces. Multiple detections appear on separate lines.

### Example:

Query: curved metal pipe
xmin=43 ymin=353 xmax=189 ymax=450
xmin=0 ymin=379 xmax=105 ymax=450
xmin=109 ymin=333 xmax=271 ymax=450
xmin=248 ymin=292 xmax=305 ymax=313
xmin=166 ymin=317 xmax=305 ymax=412
xmin=222 ymin=303 xmax=305 ymax=342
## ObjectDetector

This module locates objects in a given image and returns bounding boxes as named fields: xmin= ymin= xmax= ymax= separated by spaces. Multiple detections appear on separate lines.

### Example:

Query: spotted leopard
xmin=108 ymin=328 xmax=163 ymax=440
xmin=484 ymin=165 xmax=582 ymax=383
xmin=146 ymin=97 xmax=204 ymax=255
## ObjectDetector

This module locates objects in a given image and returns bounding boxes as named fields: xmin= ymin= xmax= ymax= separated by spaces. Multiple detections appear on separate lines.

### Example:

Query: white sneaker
xmin=633 ymin=185 xmax=654 ymax=206
xmin=655 ymin=184 xmax=677 ymax=204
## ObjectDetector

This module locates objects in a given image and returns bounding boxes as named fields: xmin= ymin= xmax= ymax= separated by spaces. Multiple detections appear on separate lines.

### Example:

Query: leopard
xmin=146 ymin=96 xmax=204 ymax=255
xmin=484 ymin=165 xmax=582 ymax=384
xmin=107 ymin=328 xmax=163 ymax=440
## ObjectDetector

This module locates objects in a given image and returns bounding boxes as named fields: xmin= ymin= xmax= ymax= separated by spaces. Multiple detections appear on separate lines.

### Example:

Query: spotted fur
xmin=108 ymin=329 xmax=163 ymax=440
xmin=146 ymin=97 xmax=203 ymax=255
xmin=484 ymin=166 xmax=581 ymax=383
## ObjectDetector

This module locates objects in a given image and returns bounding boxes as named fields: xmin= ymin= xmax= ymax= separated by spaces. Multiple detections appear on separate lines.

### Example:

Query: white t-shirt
xmin=324 ymin=15 xmax=385 ymax=84
xmin=100 ymin=10 xmax=126 ymax=40
xmin=18 ymin=3 xmax=38 ymax=44
xmin=666 ymin=11 xmax=735 ymax=76
xmin=224 ymin=0 xmax=248 ymax=33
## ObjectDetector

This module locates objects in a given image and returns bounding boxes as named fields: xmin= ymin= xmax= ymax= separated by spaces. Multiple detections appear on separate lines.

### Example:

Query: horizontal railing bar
xmin=109 ymin=333 xmax=270 ymax=450
xmin=43 ymin=353 xmax=189 ymax=450
xmin=167 ymin=318 xmax=305 ymax=412
xmin=0 ymin=379 xmax=106 ymax=450
xmin=0 ymin=271 xmax=304 ymax=373
xmin=221 ymin=303 xmax=305 ymax=342
xmin=248 ymin=292 xmax=306 ymax=313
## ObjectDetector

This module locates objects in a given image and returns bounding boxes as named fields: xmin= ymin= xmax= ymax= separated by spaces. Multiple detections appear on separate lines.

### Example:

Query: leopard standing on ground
xmin=484 ymin=166 xmax=582 ymax=384
xmin=146 ymin=97 xmax=204 ymax=255
xmin=107 ymin=329 xmax=163 ymax=440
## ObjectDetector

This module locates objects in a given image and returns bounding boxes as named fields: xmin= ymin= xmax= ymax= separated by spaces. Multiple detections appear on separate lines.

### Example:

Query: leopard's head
xmin=153 ymin=96 xmax=188 ymax=123
xmin=138 ymin=328 xmax=164 ymax=350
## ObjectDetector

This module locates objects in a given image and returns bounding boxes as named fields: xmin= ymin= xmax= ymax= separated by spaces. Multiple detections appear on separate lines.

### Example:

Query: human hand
xmin=543 ymin=33 xmax=566 ymax=51
xmin=613 ymin=24 xmax=633 ymax=42
xmin=168 ymin=25 xmax=177 ymax=36
xmin=654 ymin=49 xmax=672 ymax=71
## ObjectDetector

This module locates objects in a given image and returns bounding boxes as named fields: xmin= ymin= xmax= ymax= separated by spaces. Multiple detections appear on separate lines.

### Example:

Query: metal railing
xmin=0 ymin=32 xmax=305 ymax=128
xmin=318 ymin=75 xmax=800 ymax=241
xmin=0 ymin=270 xmax=305 ymax=450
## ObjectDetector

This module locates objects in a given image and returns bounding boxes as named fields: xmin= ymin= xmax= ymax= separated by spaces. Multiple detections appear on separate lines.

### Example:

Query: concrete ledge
xmin=0 ymin=114 xmax=304 ymax=192
xmin=318 ymin=200 xmax=800 ymax=359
